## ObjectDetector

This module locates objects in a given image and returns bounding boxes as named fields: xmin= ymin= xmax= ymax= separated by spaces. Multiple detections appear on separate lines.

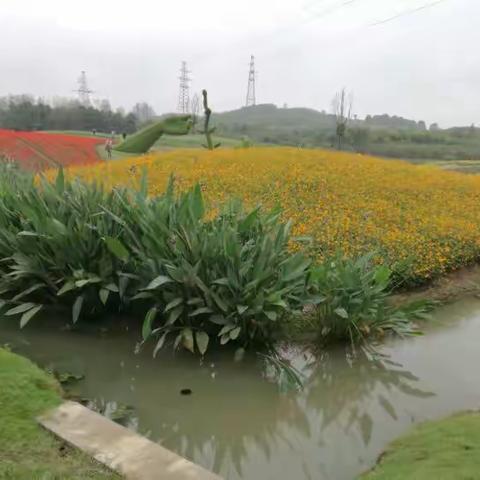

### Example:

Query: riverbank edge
xmin=360 ymin=411 xmax=480 ymax=479
xmin=392 ymin=263 xmax=480 ymax=305
xmin=0 ymin=347 xmax=119 ymax=479
xmin=38 ymin=400 xmax=222 ymax=480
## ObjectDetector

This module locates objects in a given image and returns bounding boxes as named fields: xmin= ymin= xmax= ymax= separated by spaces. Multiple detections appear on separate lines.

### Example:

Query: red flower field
xmin=0 ymin=130 xmax=104 ymax=171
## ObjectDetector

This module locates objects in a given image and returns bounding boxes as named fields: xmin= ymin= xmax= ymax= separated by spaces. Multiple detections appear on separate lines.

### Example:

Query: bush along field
xmin=0 ymin=165 xmax=429 ymax=355
xmin=57 ymin=147 xmax=480 ymax=285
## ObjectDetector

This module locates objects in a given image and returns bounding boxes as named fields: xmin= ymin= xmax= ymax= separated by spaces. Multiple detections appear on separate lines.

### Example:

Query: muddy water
xmin=2 ymin=299 xmax=480 ymax=480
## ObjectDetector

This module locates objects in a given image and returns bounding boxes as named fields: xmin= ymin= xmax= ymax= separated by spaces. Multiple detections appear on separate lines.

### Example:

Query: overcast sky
xmin=0 ymin=0 xmax=476 ymax=126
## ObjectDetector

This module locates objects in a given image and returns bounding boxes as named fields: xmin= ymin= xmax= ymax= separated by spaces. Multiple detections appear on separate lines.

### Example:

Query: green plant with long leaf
xmin=110 ymin=180 xmax=312 ymax=355
xmin=307 ymin=253 xmax=433 ymax=345
xmin=0 ymin=169 xmax=138 ymax=326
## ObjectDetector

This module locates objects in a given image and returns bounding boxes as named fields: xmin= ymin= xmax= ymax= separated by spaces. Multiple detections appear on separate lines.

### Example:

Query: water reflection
xmin=146 ymin=345 xmax=435 ymax=478
xmin=4 ymin=308 xmax=475 ymax=480
xmin=303 ymin=347 xmax=435 ymax=446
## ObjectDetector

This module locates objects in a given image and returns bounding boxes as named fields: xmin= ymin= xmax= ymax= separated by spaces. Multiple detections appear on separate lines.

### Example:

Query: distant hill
xmin=215 ymin=104 xmax=335 ymax=131
xmin=213 ymin=104 xmax=428 ymax=142
xmin=209 ymin=104 xmax=480 ymax=161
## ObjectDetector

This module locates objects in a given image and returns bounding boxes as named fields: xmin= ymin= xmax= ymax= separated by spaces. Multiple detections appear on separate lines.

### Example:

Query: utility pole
xmin=177 ymin=61 xmax=191 ymax=114
xmin=74 ymin=71 xmax=93 ymax=106
xmin=245 ymin=55 xmax=256 ymax=107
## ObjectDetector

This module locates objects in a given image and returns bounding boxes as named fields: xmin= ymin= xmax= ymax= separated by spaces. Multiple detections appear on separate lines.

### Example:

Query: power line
xmin=371 ymin=0 xmax=449 ymax=26
xmin=303 ymin=0 xmax=361 ymax=22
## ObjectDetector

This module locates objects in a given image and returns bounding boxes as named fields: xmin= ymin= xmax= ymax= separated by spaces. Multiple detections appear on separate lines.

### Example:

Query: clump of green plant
xmin=115 ymin=183 xmax=311 ymax=355
xmin=307 ymin=254 xmax=433 ymax=345
xmin=0 ymin=170 xmax=139 ymax=325
xmin=0 ymin=168 xmax=311 ymax=355
xmin=235 ymin=136 xmax=253 ymax=149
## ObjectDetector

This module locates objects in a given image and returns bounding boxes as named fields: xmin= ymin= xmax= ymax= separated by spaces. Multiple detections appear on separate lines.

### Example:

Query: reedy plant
xmin=0 ymin=168 xmax=311 ymax=355
xmin=111 ymin=180 xmax=311 ymax=355
xmin=307 ymin=253 xmax=433 ymax=345
xmin=0 ymin=168 xmax=138 ymax=325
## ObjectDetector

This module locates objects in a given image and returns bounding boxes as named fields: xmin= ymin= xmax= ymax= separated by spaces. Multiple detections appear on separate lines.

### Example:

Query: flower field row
xmin=51 ymin=147 xmax=480 ymax=283
xmin=0 ymin=129 xmax=103 ymax=170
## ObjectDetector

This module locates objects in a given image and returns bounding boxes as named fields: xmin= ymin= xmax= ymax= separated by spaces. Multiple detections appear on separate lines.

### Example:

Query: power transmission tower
xmin=177 ymin=61 xmax=191 ymax=113
xmin=245 ymin=55 xmax=256 ymax=107
xmin=74 ymin=71 xmax=93 ymax=105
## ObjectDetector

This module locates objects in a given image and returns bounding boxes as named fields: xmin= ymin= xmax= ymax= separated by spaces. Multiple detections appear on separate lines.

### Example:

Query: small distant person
xmin=122 ymin=132 xmax=127 ymax=140
xmin=105 ymin=138 xmax=112 ymax=159
xmin=92 ymin=129 xmax=97 ymax=136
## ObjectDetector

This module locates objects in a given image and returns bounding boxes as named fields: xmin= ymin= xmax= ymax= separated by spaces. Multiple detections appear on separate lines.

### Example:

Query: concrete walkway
xmin=38 ymin=401 xmax=222 ymax=480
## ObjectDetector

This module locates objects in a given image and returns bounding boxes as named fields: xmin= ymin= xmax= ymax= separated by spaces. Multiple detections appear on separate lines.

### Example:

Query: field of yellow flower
xmin=53 ymin=147 xmax=480 ymax=283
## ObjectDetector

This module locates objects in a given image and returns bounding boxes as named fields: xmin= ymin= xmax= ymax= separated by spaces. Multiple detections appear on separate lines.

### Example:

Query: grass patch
xmin=153 ymin=133 xmax=241 ymax=149
xmin=0 ymin=347 xmax=119 ymax=479
xmin=362 ymin=412 xmax=480 ymax=479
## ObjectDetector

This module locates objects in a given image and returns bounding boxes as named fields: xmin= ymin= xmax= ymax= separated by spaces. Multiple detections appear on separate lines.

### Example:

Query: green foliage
xmin=0 ymin=169 xmax=310 ymax=354
xmin=116 ymin=188 xmax=311 ymax=353
xmin=235 ymin=136 xmax=253 ymax=149
xmin=0 ymin=169 xmax=137 ymax=327
xmin=114 ymin=115 xmax=192 ymax=154
xmin=0 ymin=94 xmax=137 ymax=133
xmin=308 ymin=254 xmax=433 ymax=344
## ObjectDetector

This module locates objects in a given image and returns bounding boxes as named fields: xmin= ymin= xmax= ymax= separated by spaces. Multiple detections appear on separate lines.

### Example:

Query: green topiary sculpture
xmin=114 ymin=115 xmax=192 ymax=154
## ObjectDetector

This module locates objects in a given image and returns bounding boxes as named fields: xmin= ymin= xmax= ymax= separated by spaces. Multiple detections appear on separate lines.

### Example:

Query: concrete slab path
xmin=38 ymin=401 xmax=222 ymax=480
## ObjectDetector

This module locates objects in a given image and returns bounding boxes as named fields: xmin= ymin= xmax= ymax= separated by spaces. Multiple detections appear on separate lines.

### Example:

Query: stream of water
xmin=2 ymin=299 xmax=480 ymax=479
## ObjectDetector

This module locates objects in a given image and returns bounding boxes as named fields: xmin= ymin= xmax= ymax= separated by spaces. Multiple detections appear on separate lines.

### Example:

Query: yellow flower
xmin=46 ymin=147 xmax=480 ymax=282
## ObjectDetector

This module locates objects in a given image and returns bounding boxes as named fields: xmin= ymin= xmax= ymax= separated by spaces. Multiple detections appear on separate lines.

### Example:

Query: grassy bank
xmin=0 ymin=347 xmax=119 ymax=479
xmin=362 ymin=412 xmax=480 ymax=479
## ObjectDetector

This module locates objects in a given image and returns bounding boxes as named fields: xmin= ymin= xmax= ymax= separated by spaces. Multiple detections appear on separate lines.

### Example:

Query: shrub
xmin=0 ymin=169 xmax=310 ymax=354
xmin=308 ymin=254 xmax=432 ymax=344
xmin=113 ymin=183 xmax=311 ymax=354
xmin=0 ymin=169 xmax=137 ymax=325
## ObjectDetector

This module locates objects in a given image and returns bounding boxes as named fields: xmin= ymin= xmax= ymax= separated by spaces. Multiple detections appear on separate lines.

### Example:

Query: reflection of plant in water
xmin=259 ymin=347 xmax=305 ymax=393
xmin=155 ymin=359 xmax=310 ymax=478
xmin=71 ymin=396 xmax=139 ymax=431
xmin=304 ymin=346 xmax=435 ymax=445
xmin=149 ymin=346 xmax=435 ymax=478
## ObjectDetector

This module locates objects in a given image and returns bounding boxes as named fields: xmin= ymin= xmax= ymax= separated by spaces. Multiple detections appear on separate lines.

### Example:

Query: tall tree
xmin=131 ymin=102 xmax=155 ymax=125
xmin=332 ymin=88 xmax=353 ymax=149
xmin=190 ymin=93 xmax=201 ymax=132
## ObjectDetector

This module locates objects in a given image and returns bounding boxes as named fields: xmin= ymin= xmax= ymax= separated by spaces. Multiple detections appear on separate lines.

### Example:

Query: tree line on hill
xmin=0 ymin=95 xmax=157 ymax=134
xmin=214 ymin=103 xmax=480 ymax=160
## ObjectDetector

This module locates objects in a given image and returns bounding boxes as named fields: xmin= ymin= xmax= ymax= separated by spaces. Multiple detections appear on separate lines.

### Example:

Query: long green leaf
xmin=182 ymin=328 xmax=194 ymax=353
xmin=20 ymin=305 xmax=43 ymax=328
xmin=57 ymin=281 xmax=75 ymax=296
xmin=6 ymin=302 xmax=36 ymax=316
xmin=153 ymin=332 xmax=168 ymax=357
xmin=145 ymin=275 xmax=172 ymax=290
xmin=143 ymin=307 xmax=157 ymax=340
xmin=104 ymin=237 xmax=130 ymax=262
xmin=72 ymin=295 xmax=84 ymax=323
xmin=195 ymin=331 xmax=209 ymax=355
